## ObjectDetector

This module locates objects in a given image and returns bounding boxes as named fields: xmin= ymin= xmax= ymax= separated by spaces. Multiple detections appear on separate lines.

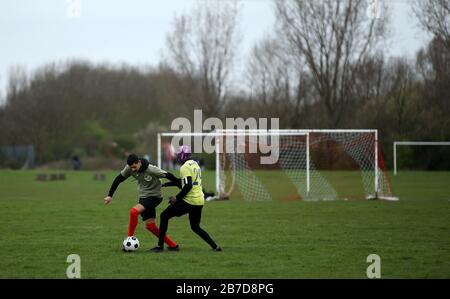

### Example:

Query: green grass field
xmin=0 ymin=170 xmax=449 ymax=278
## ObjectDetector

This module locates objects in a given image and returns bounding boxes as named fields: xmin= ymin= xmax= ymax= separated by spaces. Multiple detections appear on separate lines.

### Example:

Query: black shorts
xmin=138 ymin=196 xmax=163 ymax=221
xmin=165 ymin=198 xmax=203 ymax=220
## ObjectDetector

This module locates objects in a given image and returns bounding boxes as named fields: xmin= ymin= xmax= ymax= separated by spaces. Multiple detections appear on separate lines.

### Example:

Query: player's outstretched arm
xmin=104 ymin=174 xmax=127 ymax=204
xmin=162 ymin=181 xmax=181 ymax=188
xmin=163 ymin=172 xmax=182 ymax=189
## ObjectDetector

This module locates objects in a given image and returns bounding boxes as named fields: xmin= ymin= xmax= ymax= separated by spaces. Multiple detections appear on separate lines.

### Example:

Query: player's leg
xmin=151 ymin=199 xmax=188 ymax=252
xmin=144 ymin=217 xmax=178 ymax=249
xmin=128 ymin=204 xmax=145 ymax=237
xmin=122 ymin=204 xmax=144 ymax=252
xmin=188 ymin=205 xmax=221 ymax=251
xmin=137 ymin=196 xmax=160 ymax=235
xmin=138 ymin=196 xmax=177 ymax=248
xmin=129 ymin=204 xmax=145 ymax=235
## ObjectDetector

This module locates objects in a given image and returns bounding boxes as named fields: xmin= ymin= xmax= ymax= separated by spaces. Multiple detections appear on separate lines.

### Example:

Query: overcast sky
xmin=0 ymin=0 xmax=430 ymax=102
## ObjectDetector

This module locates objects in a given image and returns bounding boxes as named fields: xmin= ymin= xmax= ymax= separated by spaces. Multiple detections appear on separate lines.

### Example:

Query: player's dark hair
xmin=127 ymin=154 xmax=139 ymax=166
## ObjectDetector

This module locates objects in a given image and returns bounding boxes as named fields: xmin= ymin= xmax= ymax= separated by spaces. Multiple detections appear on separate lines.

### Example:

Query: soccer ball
xmin=122 ymin=236 xmax=139 ymax=252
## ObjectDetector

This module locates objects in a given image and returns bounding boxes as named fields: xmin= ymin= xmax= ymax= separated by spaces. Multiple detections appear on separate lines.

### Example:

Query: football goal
xmin=393 ymin=141 xmax=450 ymax=175
xmin=158 ymin=130 xmax=397 ymax=201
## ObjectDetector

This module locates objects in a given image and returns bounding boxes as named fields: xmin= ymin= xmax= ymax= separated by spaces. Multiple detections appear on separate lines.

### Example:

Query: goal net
xmin=157 ymin=130 xmax=397 ymax=201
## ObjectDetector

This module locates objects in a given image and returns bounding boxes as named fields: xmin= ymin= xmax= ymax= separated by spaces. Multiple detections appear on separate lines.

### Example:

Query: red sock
xmin=128 ymin=208 xmax=140 ymax=237
xmin=146 ymin=222 xmax=177 ymax=248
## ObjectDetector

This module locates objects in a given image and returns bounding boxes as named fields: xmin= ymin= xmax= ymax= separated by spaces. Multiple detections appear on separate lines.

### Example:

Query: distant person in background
xmin=198 ymin=158 xmax=205 ymax=171
xmin=71 ymin=155 xmax=82 ymax=170
xmin=162 ymin=142 xmax=176 ymax=170
xmin=203 ymin=188 xmax=219 ymax=202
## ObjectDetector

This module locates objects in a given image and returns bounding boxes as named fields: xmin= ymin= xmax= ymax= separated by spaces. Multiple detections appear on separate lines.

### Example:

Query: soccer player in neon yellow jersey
xmin=150 ymin=145 xmax=221 ymax=252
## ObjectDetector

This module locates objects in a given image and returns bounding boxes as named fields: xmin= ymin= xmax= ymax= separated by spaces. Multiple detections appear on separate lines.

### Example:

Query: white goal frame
xmin=157 ymin=129 xmax=390 ymax=200
xmin=393 ymin=141 xmax=450 ymax=175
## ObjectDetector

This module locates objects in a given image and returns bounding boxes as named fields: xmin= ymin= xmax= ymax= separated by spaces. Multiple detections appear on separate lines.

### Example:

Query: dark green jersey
xmin=120 ymin=164 xmax=167 ymax=198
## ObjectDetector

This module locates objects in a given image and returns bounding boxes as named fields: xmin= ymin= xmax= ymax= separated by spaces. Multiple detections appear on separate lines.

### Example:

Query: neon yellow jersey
xmin=180 ymin=160 xmax=204 ymax=206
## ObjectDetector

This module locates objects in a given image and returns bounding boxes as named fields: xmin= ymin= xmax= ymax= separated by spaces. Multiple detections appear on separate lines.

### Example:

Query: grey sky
xmin=0 ymin=0 xmax=430 ymax=101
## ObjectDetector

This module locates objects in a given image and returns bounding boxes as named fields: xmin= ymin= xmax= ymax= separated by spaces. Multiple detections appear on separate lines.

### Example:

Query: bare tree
xmin=165 ymin=0 xmax=242 ymax=116
xmin=412 ymin=0 xmax=450 ymax=52
xmin=416 ymin=38 xmax=450 ymax=128
xmin=246 ymin=36 xmax=293 ymax=107
xmin=351 ymin=52 xmax=385 ymax=102
xmin=275 ymin=0 xmax=389 ymax=127
xmin=6 ymin=66 xmax=28 ymax=106
xmin=412 ymin=1 xmax=450 ymax=138
xmin=245 ymin=34 xmax=315 ymax=127
xmin=384 ymin=58 xmax=417 ymax=137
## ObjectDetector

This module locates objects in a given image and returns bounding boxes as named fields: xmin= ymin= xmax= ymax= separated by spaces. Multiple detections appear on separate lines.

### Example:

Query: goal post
xmin=393 ymin=141 xmax=450 ymax=175
xmin=157 ymin=129 xmax=397 ymax=201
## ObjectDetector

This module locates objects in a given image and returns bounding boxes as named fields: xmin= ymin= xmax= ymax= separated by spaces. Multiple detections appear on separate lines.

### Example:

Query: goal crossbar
xmin=393 ymin=141 xmax=450 ymax=175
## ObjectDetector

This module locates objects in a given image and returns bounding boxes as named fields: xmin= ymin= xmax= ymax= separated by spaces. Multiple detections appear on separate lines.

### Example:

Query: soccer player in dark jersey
xmin=104 ymin=154 xmax=180 ymax=251
xmin=150 ymin=145 xmax=221 ymax=252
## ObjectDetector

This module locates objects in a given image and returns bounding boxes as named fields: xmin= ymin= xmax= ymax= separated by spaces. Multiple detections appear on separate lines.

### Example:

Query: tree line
xmin=0 ymin=0 xmax=449 ymax=169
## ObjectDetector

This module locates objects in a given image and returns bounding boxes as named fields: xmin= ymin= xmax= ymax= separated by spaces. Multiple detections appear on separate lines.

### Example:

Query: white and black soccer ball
xmin=122 ymin=236 xmax=140 ymax=252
